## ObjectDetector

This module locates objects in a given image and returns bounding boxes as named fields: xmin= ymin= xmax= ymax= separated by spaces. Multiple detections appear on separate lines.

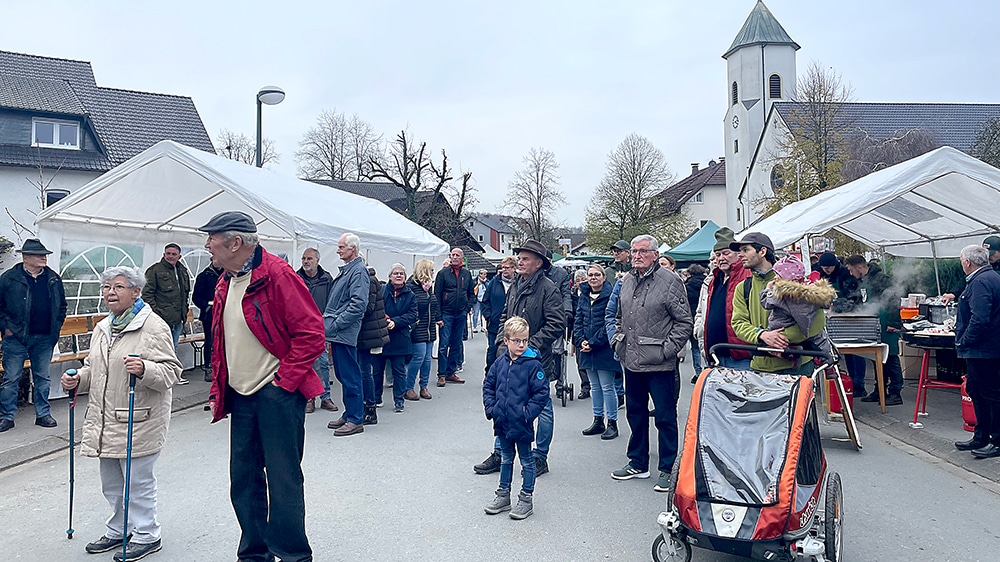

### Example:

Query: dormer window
xmin=33 ymin=118 xmax=80 ymax=149
xmin=691 ymin=191 xmax=704 ymax=204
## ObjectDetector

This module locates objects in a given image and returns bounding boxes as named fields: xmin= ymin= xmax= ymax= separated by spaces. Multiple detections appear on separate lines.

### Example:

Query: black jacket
xmin=193 ymin=265 xmax=223 ymax=321
xmin=0 ymin=264 xmax=67 ymax=342
xmin=685 ymin=271 xmax=706 ymax=315
xmin=496 ymin=269 xmax=564 ymax=377
xmin=296 ymin=265 xmax=334 ymax=313
xmin=382 ymin=283 xmax=418 ymax=356
xmin=434 ymin=266 xmax=475 ymax=316
xmin=480 ymin=274 xmax=513 ymax=335
xmin=956 ymin=266 xmax=1000 ymax=359
xmin=407 ymin=277 xmax=441 ymax=344
xmin=357 ymin=269 xmax=389 ymax=350
xmin=820 ymin=263 xmax=861 ymax=313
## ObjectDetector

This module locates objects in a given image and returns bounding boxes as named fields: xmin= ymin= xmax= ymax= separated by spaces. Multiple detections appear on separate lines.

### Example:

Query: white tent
xmin=741 ymin=146 xmax=1000 ymax=258
xmin=35 ymin=140 xmax=450 ymax=277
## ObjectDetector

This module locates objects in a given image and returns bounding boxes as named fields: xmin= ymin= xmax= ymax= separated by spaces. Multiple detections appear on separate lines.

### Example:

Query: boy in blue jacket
xmin=482 ymin=316 xmax=551 ymax=520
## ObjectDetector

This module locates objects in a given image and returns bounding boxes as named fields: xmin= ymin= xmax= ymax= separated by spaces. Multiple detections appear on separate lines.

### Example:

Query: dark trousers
xmin=966 ymin=358 xmax=1000 ymax=443
xmin=438 ymin=314 xmax=465 ymax=376
xmin=485 ymin=330 xmax=499 ymax=376
xmin=624 ymin=369 xmax=679 ymax=473
xmin=845 ymin=354 xmax=867 ymax=393
xmin=202 ymin=313 xmax=213 ymax=370
xmin=359 ymin=348 xmax=376 ymax=407
xmin=372 ymin=354 xmax=407 ymax=409
xmin=330 ymin=343 xmax=364 ymax=424
xmin=228 ymin=384 xmax=311 ymax=562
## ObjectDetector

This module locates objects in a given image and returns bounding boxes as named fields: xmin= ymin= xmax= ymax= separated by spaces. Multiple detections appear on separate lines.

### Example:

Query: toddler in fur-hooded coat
xmin=761 ymin=255 xmax=837 ymax=359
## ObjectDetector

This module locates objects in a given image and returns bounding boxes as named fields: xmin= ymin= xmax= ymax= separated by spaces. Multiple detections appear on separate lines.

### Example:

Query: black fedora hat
xmin=512 ymin=239 xmax=551 ymax=269
xmin=16 ymin=239 xmax=52 ymax=255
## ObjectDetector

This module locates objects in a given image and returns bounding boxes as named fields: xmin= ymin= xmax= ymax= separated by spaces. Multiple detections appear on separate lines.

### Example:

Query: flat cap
xmin=198 ymin=211 xmax=257 ymax=234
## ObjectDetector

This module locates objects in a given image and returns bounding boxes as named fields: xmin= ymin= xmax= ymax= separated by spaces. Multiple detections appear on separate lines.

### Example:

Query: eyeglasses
xmin=506 ymin=338 xmax=529 ymax=345
xmin=101 ymin=284 xmax=131 ymax=293
xmin=630 ymin=249 xmax=656 ymax=255
xmin=587 ymin=273 xmax=604 ymax=277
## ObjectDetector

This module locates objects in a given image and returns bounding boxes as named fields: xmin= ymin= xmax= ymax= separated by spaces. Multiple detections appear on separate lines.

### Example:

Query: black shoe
xmin=617 ymin=395 xmax=625 ymax=410
xmin=852 ymin=389 xmax=868 ymax=400
xmin=956 ymin=438 xmax=989 ymax=451
xmin=86 ymin=534 xmax=130 ymax=554
xmin=578 ymin=389 xmax=590 ymax=400
xmin=113 ymin=539 xmax=162 ymax=561
xmin=582 ymin=416 xmax=605 ymax=436
xmin=860 ymin=392 xmax=881 ymax=403
xmin=0 ymin=419 xmax=13 ymax=432
xmin=884 ymin=394 xmax=903 ymax=406
xmin=362 ymin=406 xmax=378 ymax=426
xmin=535 ymin=456 xmax=549 ymax=476
xmin=971 ymin=444 xmax=1000 ymax=459
xmin=474 ymin=451 xmax=502 ymax=475
xmin=35 ymin=415 xmax=57 ymax=428
xmin=601 ymin=419 xmax=619 ymax=440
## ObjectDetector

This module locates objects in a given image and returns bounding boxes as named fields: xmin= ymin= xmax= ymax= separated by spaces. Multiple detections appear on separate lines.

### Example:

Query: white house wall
xmin=743 ymin=112 xmax=791 ymax=227
xmin=682 ymin=185 xmax=730 ymax=229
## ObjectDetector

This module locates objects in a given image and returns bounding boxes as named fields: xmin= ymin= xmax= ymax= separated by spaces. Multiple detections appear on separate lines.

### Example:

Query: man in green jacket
xmin=142 ymin=243 xmax=191 ymax=384
xmin=730 ymin=233 xmax=825 ymax=374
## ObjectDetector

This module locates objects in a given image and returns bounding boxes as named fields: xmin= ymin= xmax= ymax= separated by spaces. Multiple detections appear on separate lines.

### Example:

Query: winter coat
xmin=323 ymin=257 xmax=370 ymax=346
xmin=955 ymin=266 xmax=1000 ymax=359
xmin=192 ymin=266 xmax=222 ymax=321
xmin=819 ymin=263 xmax=860 ymax=313
xmin=612 ymin=263 xmax=693 ymax=373
xmin=546 ymin=265 xmax=574 ymax=323
xmin=604 ymin=278 xmax=622 ymax=344
xmin=731 ymin=269 xmax=825 ymax=373
xmin=480 ymin=274 xmax=512 ymax=335
xmin=604 ymin=260 xmax=632 ymax=283
xmin=762 ymin=279 xmax=837 ymax=358
xmin=142 ymin=258 xmax=191 ymax=327
xmin=483 ymin=346 xmax=551 ymax=444
xmin=0 ymin=264 xmax=67 ymax=342
xmin=434 ymin=265 xmax=474 ymax=316
xmin=77 ymin=304 xmax=181 ymax=458
xmin=693 ymin=261 xmax=753 ymax=361
xmin=210 ymin=246 xmax=326 ymax=422
xmin=685 ymin=271 xmax=706 ymax=315
xmin=357 ymin=269 xmax=389 ymax=350
xmin=407 ymin=277 xmax=441 ymax=344
xmin=296 ymin=265 xmax=334 ymax=313
xmin=495 ymin=269 xmax=564 ymax=378
xmin=382 ymin=282 xmax=417 ymax=356
xmin=573 ymin=281 xmax=620 ymax=373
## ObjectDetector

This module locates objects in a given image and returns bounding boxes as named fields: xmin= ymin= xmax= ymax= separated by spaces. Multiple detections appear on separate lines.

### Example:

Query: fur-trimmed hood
xmin=771 ymin=278 xmax=836 ymax=308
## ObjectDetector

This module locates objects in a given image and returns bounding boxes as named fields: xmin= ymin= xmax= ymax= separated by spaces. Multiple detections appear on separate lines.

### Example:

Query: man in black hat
xmin=0 ymin=239 xmax=67 ymax=432
xmin=200 ymin=211 xmax=326 ymax=562
xmin=604 ymin=240 xmax=632 ymax=281
xmin=474 ymin=239 xmax=562 ymax=476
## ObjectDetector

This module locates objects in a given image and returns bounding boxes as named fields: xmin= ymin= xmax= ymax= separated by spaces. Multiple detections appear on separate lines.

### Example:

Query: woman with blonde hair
xmin=404 ymin=259 xmax=442 ymax=400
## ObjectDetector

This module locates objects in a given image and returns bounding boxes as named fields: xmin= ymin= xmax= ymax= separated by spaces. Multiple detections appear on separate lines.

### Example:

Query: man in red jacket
xmin=201 ymin=211 xmax=325 ymax=562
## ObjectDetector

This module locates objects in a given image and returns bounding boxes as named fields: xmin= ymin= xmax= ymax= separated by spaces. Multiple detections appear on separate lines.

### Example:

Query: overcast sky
xmin=5 ymin=1 xmax=997 ymax=226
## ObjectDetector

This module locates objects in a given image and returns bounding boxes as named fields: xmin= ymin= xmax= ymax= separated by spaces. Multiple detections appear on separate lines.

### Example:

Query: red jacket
xmin=209 ymin=246 xmax=325 ymax=422
xmin=701 ymin=259 xmax=753 ymax=360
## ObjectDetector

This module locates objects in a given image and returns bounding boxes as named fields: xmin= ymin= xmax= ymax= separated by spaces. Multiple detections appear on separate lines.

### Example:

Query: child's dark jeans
xmin=498 ymin=435 xmax=535 ymax=494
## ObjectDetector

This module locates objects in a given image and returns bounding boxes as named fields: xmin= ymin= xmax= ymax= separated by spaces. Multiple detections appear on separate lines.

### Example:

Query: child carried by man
xmin=761 ymin=254 xmax=838 ymax=365
xmin=482 ymin=316 xmax=551 ymax=520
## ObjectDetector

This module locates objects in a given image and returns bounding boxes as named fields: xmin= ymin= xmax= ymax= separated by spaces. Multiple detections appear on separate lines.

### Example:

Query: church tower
xmin=723 ymin=1 xmax=799 ymax=229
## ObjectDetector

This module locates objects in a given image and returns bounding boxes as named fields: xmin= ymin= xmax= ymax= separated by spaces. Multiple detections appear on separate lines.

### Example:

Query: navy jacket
xmin=382 ymin=282 xmax=417 ymax=356
xmin=955 ymin=266 xmax=1000 ymax=359
xmin=407 ymin=277 xmax=441 ymax=344
xmin=483 ymin=347 xmax=551 ymax=444
xmin=480 ymin=274 xmax=512 ymax=335
xmin=573 ymin=281 xmax=621 ymax=373
xmin=434 ymin=265 xmax=475 ymax=316
xmin=192 ymin=265 xmax=223 ymax=321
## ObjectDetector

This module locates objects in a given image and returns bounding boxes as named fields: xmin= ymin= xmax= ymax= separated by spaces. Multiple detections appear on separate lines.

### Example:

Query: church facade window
xmin=769 ymin=74 xmax=782 ymax=99
xmin=731 ymin=81 xmax=738 ymax=106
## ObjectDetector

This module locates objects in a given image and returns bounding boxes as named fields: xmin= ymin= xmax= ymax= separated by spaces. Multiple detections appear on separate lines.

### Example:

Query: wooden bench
xmin=0 ymin=314 xmax=104 ymax=374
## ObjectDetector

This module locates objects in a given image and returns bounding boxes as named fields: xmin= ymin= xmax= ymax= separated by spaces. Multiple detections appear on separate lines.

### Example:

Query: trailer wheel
xmin=824 ymin=471 xmax=844 ymax=562
xmin=651 ymin=533 xmax=691 ymax=562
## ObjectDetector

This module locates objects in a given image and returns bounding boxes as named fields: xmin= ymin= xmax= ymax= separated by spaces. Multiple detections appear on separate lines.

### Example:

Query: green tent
xmin=665 ymin=220 xmax=720 ymax=262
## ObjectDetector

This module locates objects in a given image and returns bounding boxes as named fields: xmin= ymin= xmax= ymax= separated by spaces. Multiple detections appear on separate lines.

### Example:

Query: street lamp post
xmin=255 ymin=86 xmax=285 ymax=167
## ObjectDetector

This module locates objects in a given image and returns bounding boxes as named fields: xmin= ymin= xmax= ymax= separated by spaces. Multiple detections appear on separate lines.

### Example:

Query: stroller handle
xmin=708 ymin=343 xmax=835 ymax=369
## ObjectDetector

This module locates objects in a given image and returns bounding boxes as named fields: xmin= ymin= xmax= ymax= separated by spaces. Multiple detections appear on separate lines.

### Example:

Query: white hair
xmin=101 ymin=266 xmax=145 ymax=290
xmin=962 ymin=245 xmax=989 ymax=267
xmin=343 ymin=233 xmax=360 ymax=252
xmin=390 ymin=262 xmax=406 ymax=274
xmin=220 ymin=230 xmax=259 ymax=247
xmin=631 ymin=234 xmax=658 ymax=250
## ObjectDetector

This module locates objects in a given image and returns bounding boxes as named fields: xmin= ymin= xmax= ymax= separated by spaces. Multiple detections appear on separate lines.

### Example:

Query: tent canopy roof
xmin=740 ymin=147 xmax=1000 ymax=258
xmin=35 ymin=140 xmax=449 ymax=256
xmin=666 ymin=220 xmax=721 ymax=262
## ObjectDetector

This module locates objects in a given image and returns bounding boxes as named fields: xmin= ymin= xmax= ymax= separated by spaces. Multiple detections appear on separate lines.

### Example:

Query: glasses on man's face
xmin=630 ymin=248 xmax=655 ymax=255
xmin=506 ymin=338 xmax=529 ymax=346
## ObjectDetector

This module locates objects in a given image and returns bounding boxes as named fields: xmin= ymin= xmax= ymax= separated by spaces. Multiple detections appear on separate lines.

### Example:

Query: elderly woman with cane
xmin=62 ymin=266 xmax=181 ymax=561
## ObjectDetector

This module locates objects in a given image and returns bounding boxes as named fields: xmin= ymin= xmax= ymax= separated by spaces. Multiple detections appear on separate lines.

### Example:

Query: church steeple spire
xmin=722 ymin=0 xmax=800 ymax=60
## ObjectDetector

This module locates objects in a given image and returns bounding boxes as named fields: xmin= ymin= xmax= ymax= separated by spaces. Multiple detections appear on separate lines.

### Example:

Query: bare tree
xmin=504 ymin=147 xmax=566 ymax=244
xmin=843 ymin=128 xmax=939 ymax=182
xmin=295 ymin=110 xmax=382 ymax=180
xmin=971 ymin=116 xmax=1000 ymax=168
xmin=216 ymin=129 xmax=279 ymax=167
xmin=447 ymin=171 xmax=478 ymax=225
xmin=366 ymin=129 xmax=434 ymax=221
xmin=584 ymin=134 xmax=675 ymax=250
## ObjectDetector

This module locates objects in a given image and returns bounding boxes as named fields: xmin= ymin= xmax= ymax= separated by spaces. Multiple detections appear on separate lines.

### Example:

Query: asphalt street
xmin=1 ymin=332 xmax=999 ymax=561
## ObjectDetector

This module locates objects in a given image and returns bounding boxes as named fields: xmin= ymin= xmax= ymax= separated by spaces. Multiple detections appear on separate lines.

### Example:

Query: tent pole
xmin=930 ymin=241 xmax=942 ymax=295
xmin=291 ymin=238 xmax=299 ymax=267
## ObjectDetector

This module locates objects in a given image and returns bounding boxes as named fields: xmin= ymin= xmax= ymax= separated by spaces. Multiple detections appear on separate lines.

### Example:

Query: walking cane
xmin=121 ymin=355 xmax=140 ymax=561
xmin=66 ymin=370 xmax=78 ymax=540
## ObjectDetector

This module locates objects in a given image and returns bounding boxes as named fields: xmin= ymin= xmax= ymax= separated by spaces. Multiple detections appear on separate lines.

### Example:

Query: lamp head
xmin=256 ymin=86 xmax=285 ymax=105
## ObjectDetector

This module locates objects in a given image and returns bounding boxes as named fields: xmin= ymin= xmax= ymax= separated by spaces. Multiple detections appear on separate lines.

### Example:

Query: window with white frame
xmin=691 ymin=190 xmax=704 ymax=204
xmin=32 ymin=118 xmax=80 ymax=149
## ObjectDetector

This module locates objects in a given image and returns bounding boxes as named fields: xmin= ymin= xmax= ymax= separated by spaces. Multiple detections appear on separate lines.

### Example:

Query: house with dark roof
xmin=0 ymin=50 xmax=214 ymax=257
xmin=309 ymin=179 xmax=483 ymax=252
xmin=656 ymin=159 xmax=727 ymax=229
xmin=466 ymin=212 xmax=523 ymax=255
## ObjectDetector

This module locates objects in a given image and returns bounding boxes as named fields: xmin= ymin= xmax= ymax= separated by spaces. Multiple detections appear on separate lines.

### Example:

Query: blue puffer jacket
xmin=573 ymin=281 xmax=621 ymax=373
xmin=382 ymin=282 xmax=417 ymax=356
xmin=955 ymin=266 xmax=1000 ymax=359
xmin=483 ymin=347 xmax=551 ymax=444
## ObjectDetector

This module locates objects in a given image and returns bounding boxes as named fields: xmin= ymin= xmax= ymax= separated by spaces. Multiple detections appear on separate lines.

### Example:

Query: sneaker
xmin=611 ymin=464 xmax=650 ymax=480
xmin=175 ymin=375 xmax=190 ymax=385
xmin=535 ymin=456 xmax=549 ymax=476
xmin=884 ymin=394 xmax=903 ymax=406
xmin=375 ymin=401 xmax=384 ymax=408
xmin=393 ymin=403 xmax=404 ymax=413
xmin=474 ymin=451 xmax=502 ymax=475
xmin=484 ymin=489 xmax=511 ymax=515
xmin=653 ymin=471 xmax=672 ymax=492
xmin=86 ymin=535 xmax=130 ymax=554
xmin=113 ymin=539 xmax=161 ymax=561
xmin=509 ymin=492 xmax=533 ymax=520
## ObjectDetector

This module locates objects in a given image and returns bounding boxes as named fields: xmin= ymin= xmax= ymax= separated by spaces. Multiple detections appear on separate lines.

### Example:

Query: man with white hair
xmin=954 ymin=244 xmax=1000 ymax=458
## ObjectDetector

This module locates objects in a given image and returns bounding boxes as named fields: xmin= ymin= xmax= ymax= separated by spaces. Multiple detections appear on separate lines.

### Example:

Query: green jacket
xmin=731 ymin=268 xmax=826 ymax=372
xmin=142 ymin=259 xmax=191 ymax=327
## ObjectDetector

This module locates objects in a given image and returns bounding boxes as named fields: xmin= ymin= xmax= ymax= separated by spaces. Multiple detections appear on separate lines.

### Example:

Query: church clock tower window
xmin=769 ymin=74 xmax=782 ymax=99
xmin=731 ymin=81 xmax=738 ymax=106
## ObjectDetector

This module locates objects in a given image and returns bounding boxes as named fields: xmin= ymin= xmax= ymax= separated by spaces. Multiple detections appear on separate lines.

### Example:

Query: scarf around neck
xmin=110 ymin=297 xmax=145 ymax=335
